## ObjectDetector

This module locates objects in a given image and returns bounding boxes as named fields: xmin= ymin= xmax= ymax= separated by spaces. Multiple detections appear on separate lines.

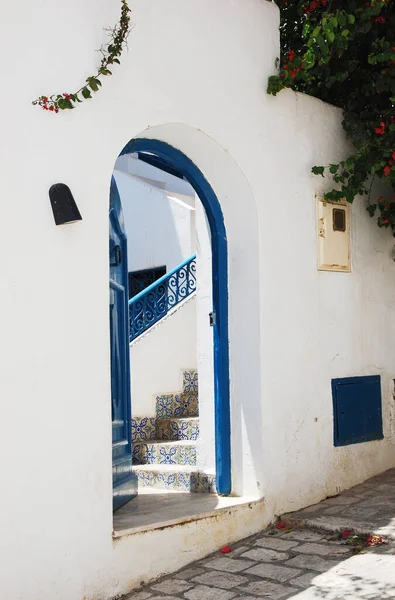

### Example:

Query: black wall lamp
xmin=49 ymin=183 xmax=82 ymax=225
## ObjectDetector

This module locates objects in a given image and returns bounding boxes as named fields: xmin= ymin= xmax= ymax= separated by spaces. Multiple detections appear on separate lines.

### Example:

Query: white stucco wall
xmin=130 ymin=297 xmax=197 ymax=416
xmin=2 ymin=1 xmax=395 ymax=599
xmin=113 ymin=169 xmax=194 ymax=274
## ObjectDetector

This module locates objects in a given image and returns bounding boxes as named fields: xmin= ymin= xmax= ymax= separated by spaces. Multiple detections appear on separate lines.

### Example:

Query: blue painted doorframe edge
xmin=119 ymin=138 xmax=231 ymax=496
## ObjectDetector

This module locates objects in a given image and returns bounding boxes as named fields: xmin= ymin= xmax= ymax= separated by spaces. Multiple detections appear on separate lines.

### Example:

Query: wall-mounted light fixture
xmin=49 ymin=183 xmax=82 ymax=225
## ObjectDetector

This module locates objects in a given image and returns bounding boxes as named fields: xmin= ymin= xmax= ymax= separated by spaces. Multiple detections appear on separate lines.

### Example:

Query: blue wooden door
xmin=109 ymin=176 xmax=138 ymax=511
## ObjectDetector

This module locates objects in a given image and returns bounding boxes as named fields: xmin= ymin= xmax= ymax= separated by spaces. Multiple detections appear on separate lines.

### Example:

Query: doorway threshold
xmin=113 ymin=489 xmax=260 ymax=538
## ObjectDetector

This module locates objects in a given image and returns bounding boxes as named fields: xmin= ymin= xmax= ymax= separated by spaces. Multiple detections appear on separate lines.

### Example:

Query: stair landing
xmin=113 ymin=488 xmax=256 ymax=537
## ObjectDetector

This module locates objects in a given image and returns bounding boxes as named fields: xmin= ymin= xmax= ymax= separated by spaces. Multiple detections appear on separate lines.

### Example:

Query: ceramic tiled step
xmin=155 ymin=392 xmax=199 ymax=418
xmin=132 ymin=417 xmax=156 ymax=443
xmin=133 ymin=464 xmax=216 ymax=493
xmin=156 ymin=416 xmax=199 ymax=441
xmin=182 ymin=369 xmax=198 ymax=394
xmin=133 ymin=440 xmax=197 ymax=466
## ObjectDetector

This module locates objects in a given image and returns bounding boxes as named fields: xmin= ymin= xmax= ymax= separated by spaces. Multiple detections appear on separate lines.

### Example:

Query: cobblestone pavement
xmin=124 ymin=469 xmax=395 ymax=600
xmin=283 ymin=468 xmax=395 ymax=541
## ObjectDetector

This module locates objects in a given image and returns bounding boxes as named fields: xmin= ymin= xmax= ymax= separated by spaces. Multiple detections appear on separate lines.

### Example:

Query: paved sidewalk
xmin=283 ymin=468 xmax=395 ymax=541
xmin=124 ymin=469 xmax=395 ymax=600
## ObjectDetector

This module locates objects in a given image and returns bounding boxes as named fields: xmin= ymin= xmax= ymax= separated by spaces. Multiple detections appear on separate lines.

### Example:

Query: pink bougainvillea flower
xmin=221 ymin=546 xmax=232 ymax=554
xmin=342 ymin=530 xmax=351 ymax=538
xmin=366 ymin=535 xmax=383 ymax=547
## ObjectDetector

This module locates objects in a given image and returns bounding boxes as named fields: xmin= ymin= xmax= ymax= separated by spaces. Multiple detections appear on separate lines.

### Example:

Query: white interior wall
xmin=115 ymin=153 xmax=197 ymax=197
xmin=2 ymin=1 xmax=395 ymax=599
xmin=130 ymin=297 xmax=197 ymax=416
xmin=113 ymin=169 xmax=194 ymax=274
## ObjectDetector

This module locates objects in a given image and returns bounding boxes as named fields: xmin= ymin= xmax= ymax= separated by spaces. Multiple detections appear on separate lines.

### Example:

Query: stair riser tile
xmin=156 ymin=419 xmax=199 ymax=441
xmin=131 ymin=417 xmax=156 ymax=442
xmin=198 ymin=474 xmax=217 ymax=494
xmin=183 ymin=370 xmax=198 ymax=394
xmin=133 ymin=443 xmax=197 ymax=466
xmin=136 ymin=471 xmax=199 ymax=492
xmin=135 ymin=470 xmax=216 ymax=493
xmin=156 ymin=394 xmax=199 ymax=418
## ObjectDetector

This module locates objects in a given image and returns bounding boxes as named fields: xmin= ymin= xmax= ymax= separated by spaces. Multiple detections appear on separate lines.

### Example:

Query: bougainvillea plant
xmin=32 ymin=0 xmax=131 ymax=113
xmin=268 ymin=0 xmax=395 ymax=235
xmin=341 ymin=529 xmax=385 ymax=551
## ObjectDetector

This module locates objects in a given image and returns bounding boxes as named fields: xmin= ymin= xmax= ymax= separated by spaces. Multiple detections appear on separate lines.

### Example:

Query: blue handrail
xmin=128 ymin=255 xmax=196 ymax=342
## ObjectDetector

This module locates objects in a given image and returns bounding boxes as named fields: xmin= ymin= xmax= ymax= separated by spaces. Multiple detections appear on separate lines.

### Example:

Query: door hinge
xmin=209 ymin=311 xmax=216 ymax=326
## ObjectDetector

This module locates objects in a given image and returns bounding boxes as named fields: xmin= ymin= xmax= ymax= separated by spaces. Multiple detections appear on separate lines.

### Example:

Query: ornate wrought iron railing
xmin=128 ymin=255 xmax=196 ymax=342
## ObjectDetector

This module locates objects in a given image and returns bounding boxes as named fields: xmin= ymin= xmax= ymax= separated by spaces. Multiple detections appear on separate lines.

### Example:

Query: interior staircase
xmin=131 ymin=369 xmax=216 ymax=493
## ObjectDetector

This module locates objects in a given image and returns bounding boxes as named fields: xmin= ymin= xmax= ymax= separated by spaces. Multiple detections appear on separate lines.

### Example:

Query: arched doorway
xmin=110 ymin=138 xmax=231 ymax=508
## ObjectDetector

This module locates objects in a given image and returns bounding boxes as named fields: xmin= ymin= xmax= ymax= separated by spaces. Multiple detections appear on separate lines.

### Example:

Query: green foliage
xmin=32 ymin=0 xmax=131 ymax=113
xmin=268 ymin=0 xmax=395 ymax=235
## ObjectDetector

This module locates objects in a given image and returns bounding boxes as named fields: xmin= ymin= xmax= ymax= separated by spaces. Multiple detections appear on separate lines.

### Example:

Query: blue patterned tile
xmin=170 ymin=420 xmax=189 ymax=440
xmin=190 ymin=423 xmax=199 ymax=441
xmin=156 ymin=417 xmax=199 ymax=441
xmin=155 ymin=395 xmax=176 ymax=418
xmin=183 ymin=370 xmax=198 ymax=394
xmin=174 ymin=393 xmax=199 ymax=417
xmin=157 ymin=472 xmax=177 ymax=487
xmin=133 ymin=441 xmax=197 ymax=465
xmin=159 ymin=446 xmax=177 ymax=464
xmin=156 ymin=393 xmax=198 ymax=418
xmin=197 ymin=474 xmax=217 ymax=494
xmin=132 ymin=444 xmax=142 ymax=464
xmin=131 ymin=417 xmax=156 ymax=442
xmin=179 ymin=446 xmax=197 ymax=465
xmin=137 ymin=470 xmax=155 ymax=487
xmin=134 ymin=467 xmax=216 ymax=492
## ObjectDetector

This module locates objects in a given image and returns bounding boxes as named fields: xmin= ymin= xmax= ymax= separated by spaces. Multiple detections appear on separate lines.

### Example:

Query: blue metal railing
xmin=128 ymin=255 xmax=196 ymax=342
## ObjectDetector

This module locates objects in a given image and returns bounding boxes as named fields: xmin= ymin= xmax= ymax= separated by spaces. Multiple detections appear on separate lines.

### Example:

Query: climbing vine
xmin=32 ymin=0 xmax=131 ymax=113
xmin=268 ymin=0 xmax=395 ymax=234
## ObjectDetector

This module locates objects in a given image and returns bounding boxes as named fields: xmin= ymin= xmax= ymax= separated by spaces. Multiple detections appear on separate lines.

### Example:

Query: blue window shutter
xmin=332 ymin=376 xmax=383 ymax=447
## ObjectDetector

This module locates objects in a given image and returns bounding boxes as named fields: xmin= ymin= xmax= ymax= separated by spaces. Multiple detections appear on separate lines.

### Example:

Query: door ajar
xmin=109 ymin=176 xmax=137 ymax=510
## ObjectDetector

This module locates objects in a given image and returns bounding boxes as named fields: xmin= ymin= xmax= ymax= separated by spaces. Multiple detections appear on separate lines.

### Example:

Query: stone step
xmin=133 ymin=440 xmax=197 ymax=466
xmin=156 ymin=392 xmax=199 ymax=418
xmin=133 ymin=464 xmax=216 ymax=493
xmin=156 ymin=416 xmax=199 ymax=441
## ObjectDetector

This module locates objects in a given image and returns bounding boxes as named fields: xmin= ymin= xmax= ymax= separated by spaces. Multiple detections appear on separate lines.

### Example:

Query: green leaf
xmin=312 ymin=166 xmax=325 ymax=177
xmin=88 ymin=78 xmax=99 ymax=92
xmin=316 ymin=35 xmax=328 ymax=55
xmin=304 ymin=49 xmax=315 ymax=70
xmin=327 ymin=31 xmax=335 ymax=43
xmin=81 ymin=87 xmax=92 ymax=99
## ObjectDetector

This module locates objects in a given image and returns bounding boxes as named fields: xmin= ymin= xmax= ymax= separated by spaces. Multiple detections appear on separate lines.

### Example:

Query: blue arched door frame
xmin=119 ymin=138 xmax=231 ymax=495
